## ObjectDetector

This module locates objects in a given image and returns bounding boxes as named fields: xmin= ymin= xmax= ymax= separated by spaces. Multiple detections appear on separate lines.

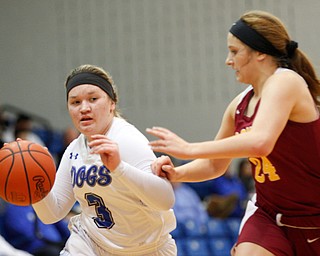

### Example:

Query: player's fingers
xmin=151 ymin=155 xmax=170 ymax=175
xmin=150 ymin=162 xmax=165 ymax=177
xmin=90 ymin=143 xmax=117 ymax=155
xmin=147 ymin=126 xmax=170 ymax=132
xmin=151 ymin=161 xmax=162 ymax=176
xmin=161 ymin=165 xmax=175 ymax=179
xmin=161 ymin=165 xmax=172 ymax=173
xmin=88 ymin=137 xmax=113 ymax=148
xmin=146 ymin=127 xmax=171 ymax=139
xmin=158 ymin=171 xmax=168 ymax=178
xmin=90 ymin=134 xmax=108 ymax=140
xmin=148 ymin=139 xmax=167 ymax=148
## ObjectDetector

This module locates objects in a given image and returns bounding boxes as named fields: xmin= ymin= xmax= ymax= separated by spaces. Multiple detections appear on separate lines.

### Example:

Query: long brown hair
xmin=241 ymin=10 xmax=320 ymax=106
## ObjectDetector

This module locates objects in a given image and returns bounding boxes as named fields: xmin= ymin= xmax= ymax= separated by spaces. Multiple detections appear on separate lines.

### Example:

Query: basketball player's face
xmin=67 ymin=84 xmax=115 ymax=140
xmin=225 ymin=33 xmax=254 ymax=84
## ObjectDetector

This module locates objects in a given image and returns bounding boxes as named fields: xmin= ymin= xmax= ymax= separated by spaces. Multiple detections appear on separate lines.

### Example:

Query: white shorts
xmin=59 ymin=216 xmax=177 ymax=256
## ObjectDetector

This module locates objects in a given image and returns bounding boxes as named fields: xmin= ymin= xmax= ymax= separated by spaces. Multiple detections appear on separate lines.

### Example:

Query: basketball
xmin=0 ymin=140 xmax=56 ymax=206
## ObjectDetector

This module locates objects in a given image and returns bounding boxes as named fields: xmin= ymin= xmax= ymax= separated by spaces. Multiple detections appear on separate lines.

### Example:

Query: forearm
xmin=112 ymin=161 xmax=175 ymax=210
xmin=32 ymin=192 xmax=61 ymax=223
xmin=176 ymin=158 xmax=231 ymax=182
xmin=190 ymin=131 xmax=273 ymax=159
xmin=32 ymin=189 xmax=75 ymax=224
xmin=32 ymin=171 xmax=76 ymax=224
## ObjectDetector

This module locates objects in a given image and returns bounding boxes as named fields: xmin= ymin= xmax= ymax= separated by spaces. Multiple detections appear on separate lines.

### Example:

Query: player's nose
xmin=80 ymin=101 xmax=91 ymax=113
xmin=225 ymin=53 xmax=233 ymax=66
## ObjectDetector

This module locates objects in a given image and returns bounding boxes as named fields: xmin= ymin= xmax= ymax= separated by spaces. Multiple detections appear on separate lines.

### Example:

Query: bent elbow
xmin=250 ymin=138 xmax=274 ymax=157
xmin=37 ymin=213 xmax=62 ymax=224
xmin=33 ymin=207 xmax=64 ymax=224
xmin=167 ymin=193 xmax=175 ymax=210
xmin=159 ymin=192 xmax=175 ymax=211
xmin=151 ymin=189 xmax=175 ymax=211
xmin=40 ymin=218 xmax=58 ymax=225
xmin=213 ymin=163 xmax=230 ymax=178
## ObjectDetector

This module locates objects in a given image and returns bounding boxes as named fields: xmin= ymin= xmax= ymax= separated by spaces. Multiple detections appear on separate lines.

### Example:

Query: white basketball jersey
xmin=33 ymin=117 xmax=176 ymax=254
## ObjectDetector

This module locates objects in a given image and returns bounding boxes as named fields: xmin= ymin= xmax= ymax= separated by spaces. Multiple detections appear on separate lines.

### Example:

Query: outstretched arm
xmin=149 ymin=94 xmax=240 ymax=182
xmin=151 ymin=155 xmax=231 ymax=183
xmin=147 ymin=72 xmax=304 ymax=161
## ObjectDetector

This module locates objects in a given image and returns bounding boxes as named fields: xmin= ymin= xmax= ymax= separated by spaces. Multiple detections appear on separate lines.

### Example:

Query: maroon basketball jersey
xmin=235 ymin=87 xmax=320 ymax=216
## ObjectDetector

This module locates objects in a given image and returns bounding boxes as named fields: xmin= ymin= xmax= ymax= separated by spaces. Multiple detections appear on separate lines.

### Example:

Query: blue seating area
xmin=0 ymin=104 xmax=65 ymax=158
xmin=172 ymin=217 xmax=241 ymax=256
xmin=33 ymin=127 xmax=64 ymax=155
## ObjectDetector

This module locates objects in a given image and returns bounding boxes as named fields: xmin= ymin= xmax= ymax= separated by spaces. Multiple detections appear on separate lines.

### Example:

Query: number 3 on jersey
xmin=85 ymin=193 xmax=115 ymax=229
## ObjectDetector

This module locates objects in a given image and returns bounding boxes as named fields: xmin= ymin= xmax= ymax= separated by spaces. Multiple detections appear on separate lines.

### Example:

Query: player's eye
xmin=230 ymin=50 xmax=237 ymax=55
xmin=69 ymin=100 xmax=80 ymax=105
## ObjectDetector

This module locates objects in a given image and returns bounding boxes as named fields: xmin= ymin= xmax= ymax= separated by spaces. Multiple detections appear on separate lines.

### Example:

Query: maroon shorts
xmin=237 ymin=208 xmax=320 ymax=256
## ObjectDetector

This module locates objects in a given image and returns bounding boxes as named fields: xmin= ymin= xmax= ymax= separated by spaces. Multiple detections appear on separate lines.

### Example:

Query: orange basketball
xmin=0 ymin=140 xmax=56 ymax=206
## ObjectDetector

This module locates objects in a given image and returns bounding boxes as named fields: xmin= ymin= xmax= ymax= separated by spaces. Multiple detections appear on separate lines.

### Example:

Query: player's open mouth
xmin=81 ymin=118 xmax=92 ymax=121
xmin=80 ymin=117 xmax=93 ymax=124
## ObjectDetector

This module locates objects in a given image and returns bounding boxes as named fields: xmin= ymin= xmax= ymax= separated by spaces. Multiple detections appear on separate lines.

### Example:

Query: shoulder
xmin=261 ymin=68 xmax=308 ymax=103
xmin=109 ymin=117 xmax=150 ymax=147
xmin=112 ymin=118 xmax=149 ymax=136
xmin=110 ymin=118 xmax=156 ymax=165
xmin=267 ymin=68 xmax=307 ymax=90
xmin=111 ymin=117 xmax=133 ymax=130
xmin=109 ymin=117 xmax=141 ymax=138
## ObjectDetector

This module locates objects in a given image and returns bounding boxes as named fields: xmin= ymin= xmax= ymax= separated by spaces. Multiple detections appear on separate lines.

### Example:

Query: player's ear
xmin=256 ymin=51 xmax=267 ymax=61
xmin=110 ymin=101 xmax=116 ymax=113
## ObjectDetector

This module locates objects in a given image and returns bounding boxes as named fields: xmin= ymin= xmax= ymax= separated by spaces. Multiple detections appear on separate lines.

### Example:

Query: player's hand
xmin=2 ymin=138 xmax=22 ymax=147
xmin=88 ymin=134 xmax=121 ymax=172
xmin=151 ymin=155 xmax=178 ymax=182
xmin=146 ymin=127 xmax=192 ymax=159
xmin=14 ymin=138 xmax=49 ymax=151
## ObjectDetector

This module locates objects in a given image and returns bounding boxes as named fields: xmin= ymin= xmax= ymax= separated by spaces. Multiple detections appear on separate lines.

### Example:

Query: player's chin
xmin=235 ymin=73 xmax=248 ymax=84
xmin=78 ymin=125 xmax=95 ymax=136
